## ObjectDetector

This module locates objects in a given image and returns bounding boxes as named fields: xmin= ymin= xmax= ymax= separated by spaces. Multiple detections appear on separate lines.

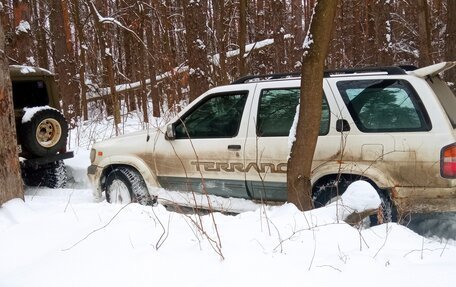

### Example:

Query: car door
xmin=153 ymin=85 xmax=256 ymax=199
xmin=243 ymin=80 xmax=335 ymax=202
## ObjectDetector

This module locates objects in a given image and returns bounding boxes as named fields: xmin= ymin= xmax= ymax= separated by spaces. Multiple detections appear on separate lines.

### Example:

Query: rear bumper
xmin=393 ymin=186 xmax=456 ymax=214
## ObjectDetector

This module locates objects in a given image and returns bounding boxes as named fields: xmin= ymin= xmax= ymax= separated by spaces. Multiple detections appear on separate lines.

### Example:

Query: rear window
xmin=337 ymin=79 xmax=431 ymax=132
xmin=12 ymin=80 xmax=49 ymax=109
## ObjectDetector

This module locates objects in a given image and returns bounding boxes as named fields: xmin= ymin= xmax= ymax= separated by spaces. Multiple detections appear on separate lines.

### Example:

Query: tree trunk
xmin=49 ymin=0 xmax=80 ymax=120
xmin=11 ymin=0 xmax=34 ymax=65
xmin=183 ymin=0 xmax=210 ymax=102
xmin=272 ymin=0 xmax=286 ymax=72
xmin=446 ymin=0 xmax=456 ymax=90
xmin=374 ymin=0 xmax=393 ymax=66
xmin=291 ymin=0 xmax=304 ymax=69
xmin=0 ymin=22 xmax=24 ymax=206
xmin=72 ymin=0 xmax=88 ymax=120
xmin=238 ymin=0 xmax=247 ymax=77
xmin=213 ymin=0 xmax=228 ymax=85
xmin=34 ymin=0 xmax=49 ymax=69
xmin=89 ymin=1 xmax=121 ymax=134
xmin=417 ymin=0 xmax=433 ymax=67
xmin=287 ymin=1 xmax=337 ymax=211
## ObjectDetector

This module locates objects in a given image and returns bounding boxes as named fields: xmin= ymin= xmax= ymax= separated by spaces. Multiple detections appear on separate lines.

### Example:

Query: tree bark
xmin=147 ymin=0 xmax=160 ymax=118
xmin=34 ymin=0 xmax=49 ymax=69
xmin=272 ymin=0 xmax=286 ymax=72
xmin=291 ymin=0 xmax=304 ymax=68
xmin=11 ymin=0 xmax=34 ymax=65
xmin=49 ymin=0 xmax=80 ymax=120
xmin=0 ymin=22 xmax=24 ymax=206
xmin=446 ymin=0 xmax=456 ymax=90
xmin=89 ymin=1 xmax=121 ymax=134
xmin=71 ymin=0 xmax=88 ymax=120
xmin=213 ymin=0 xmax=228 ymax=85
xmin=417 ymin=0 xmax=433 ymax=66
xmin=238 ymin=0 xmax=247 ymax=77
xmin=287 ymin=0 xmax=337 ymax=211
xmin=183 ymin=0 xmax=210 ymax=102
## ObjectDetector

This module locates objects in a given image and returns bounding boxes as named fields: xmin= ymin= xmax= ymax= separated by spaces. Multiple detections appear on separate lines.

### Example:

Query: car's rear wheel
xmin=105 ymin=167 xmax=154 ymax=205
xmin=312 ymin=175 xmax=396 ymax=225
xmin=22 ymin=160 xmax=67 ymax=188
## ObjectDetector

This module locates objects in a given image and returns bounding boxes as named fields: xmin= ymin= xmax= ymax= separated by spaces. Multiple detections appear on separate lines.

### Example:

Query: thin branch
xmin=62 ymin=203 xmax=132 ymax=251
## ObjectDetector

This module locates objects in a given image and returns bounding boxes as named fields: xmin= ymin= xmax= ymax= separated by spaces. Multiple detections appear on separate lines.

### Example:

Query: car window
xmin=12 ymin=80 xmax=49 ymax=109
xmin=257 ymin=88 xmax=330 ymax=137
xmin=337 ymin=79 xmax=431 ymax=132
xmin=175 ymin=92 xmax=248 ymax=139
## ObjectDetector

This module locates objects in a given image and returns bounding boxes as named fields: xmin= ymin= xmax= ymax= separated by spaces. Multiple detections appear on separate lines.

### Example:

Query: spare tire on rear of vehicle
xmin=20 ymin=107 xmax=68 ymax=157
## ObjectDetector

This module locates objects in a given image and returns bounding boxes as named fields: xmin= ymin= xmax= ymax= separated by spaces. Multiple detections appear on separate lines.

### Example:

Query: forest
xmin=2 ymin=0 xmax=456 ymax=127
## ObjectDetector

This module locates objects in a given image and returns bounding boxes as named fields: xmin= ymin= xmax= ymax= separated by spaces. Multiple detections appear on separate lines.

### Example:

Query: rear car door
xmin=243 ymin=80 xmax=336 ymax=201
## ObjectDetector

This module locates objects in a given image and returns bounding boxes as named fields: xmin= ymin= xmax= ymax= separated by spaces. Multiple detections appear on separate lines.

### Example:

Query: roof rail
xmin=324 ymin=66 xmax=407 ymax=77
xmin=398 ymin=65 xmax=418 ymax=71
xmin=230 ymin=72 xmax=300 ymax=84
xmin=231 ymin=65 xmax=408 ymax=84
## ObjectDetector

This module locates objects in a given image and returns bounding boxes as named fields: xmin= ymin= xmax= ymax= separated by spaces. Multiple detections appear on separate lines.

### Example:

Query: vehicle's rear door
xmin=243 ymin=80 xmax=334 ymax=202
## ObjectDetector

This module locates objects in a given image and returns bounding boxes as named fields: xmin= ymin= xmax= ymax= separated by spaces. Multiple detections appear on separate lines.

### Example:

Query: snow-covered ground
xmin=1 ymin=115 xmax=456 ymax=287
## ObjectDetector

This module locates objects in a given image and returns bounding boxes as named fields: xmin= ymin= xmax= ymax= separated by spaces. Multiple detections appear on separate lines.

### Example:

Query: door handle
xmin=228 ymin=145 xmax=241 ymax=151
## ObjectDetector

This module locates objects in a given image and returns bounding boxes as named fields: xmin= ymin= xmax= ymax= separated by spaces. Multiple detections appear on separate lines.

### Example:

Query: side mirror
xmin=336 ymin=119 xmax=351 ymax=132
xmin=165 ymin=123 xmax=176 ymax=140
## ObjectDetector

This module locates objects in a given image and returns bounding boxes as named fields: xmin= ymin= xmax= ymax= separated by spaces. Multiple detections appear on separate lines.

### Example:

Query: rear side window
xmin=257 ymin=88 xmax=330 ymax=137
xmin=337 ymin=79 xmax=431 ymax=132
xmin=12 ymin=80 xmax=49 ymax=109
xmin=175 ymin=92 xmax=248 ymax=139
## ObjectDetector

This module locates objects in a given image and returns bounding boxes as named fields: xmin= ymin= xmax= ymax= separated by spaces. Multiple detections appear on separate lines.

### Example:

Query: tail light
xmin=441 ymin=143 xmax=456 ymax=178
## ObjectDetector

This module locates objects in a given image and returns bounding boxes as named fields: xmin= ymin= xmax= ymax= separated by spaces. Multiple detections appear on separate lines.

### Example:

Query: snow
xmin=287 ymin=103 xmax=300 ymax=158
xmin=19 ymin=66 xmax=36 ymax=74
xmin=15 ymin=20 xmax=30 ymax=35
xmin=21 ymin=106 xmax=59 ymax=123
xmin=1 ymin=116 xmax=456 ymax=287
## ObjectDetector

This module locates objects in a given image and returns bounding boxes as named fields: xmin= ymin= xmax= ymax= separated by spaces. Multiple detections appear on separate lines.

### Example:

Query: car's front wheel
xmin=105 ymin=167 xmax=154 ymax=205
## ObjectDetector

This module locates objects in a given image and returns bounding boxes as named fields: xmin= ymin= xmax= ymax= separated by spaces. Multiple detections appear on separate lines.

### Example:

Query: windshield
xmin=428 ymin=77 xmax=456 ymax=128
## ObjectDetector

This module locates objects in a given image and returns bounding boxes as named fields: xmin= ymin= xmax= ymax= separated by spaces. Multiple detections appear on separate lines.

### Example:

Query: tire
xmin=105 ymin=167 xmax=153 ymax=205
xmin=20 ymin=108 xmax=68 ymax=157
xmin=22 ymin=160 xmax=67 ymax=188
xmin=312 ymin=175 xmax=397 ymax=225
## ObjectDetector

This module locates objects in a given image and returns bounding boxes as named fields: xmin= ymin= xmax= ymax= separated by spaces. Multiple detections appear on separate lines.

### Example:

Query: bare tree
xmin=49 ymin=0 xmax=80 ymax=120
xmin=0 ymin=22 xmax=24 ymax=205
xmin=446 ymin=0 xmax=456 ymax=90
xmin=287 ymin=0 xmax=338 ymax=211
xmin=11 ymin=0 xmax=34 ymax=65
xmin=183 ymin=0 xmax=210 ymax=102
xmin=417 ymin=0 xmax=433 ymax=66
xmin=238 ymin=0 xmax=247 ymax=76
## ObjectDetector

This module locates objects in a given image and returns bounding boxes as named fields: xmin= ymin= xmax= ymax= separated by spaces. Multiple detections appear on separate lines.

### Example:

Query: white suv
xmin=88 ymin=62 xmax=456 ymax=220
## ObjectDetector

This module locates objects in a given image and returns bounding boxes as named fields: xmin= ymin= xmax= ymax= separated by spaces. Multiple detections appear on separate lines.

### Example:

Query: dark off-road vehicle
xmin=10 ymin=65 xmax=73 ymax=188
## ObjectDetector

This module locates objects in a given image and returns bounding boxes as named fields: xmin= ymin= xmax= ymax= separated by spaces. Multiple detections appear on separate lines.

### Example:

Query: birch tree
xmin=287 ymin=0 xmax=337 ymax=211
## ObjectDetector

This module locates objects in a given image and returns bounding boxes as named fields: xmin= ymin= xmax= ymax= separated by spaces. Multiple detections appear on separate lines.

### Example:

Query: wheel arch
xmin=311 ymin=162 xmax=396 ymax=191
xmin=97 ymin=155 xmax=159 ymax=195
